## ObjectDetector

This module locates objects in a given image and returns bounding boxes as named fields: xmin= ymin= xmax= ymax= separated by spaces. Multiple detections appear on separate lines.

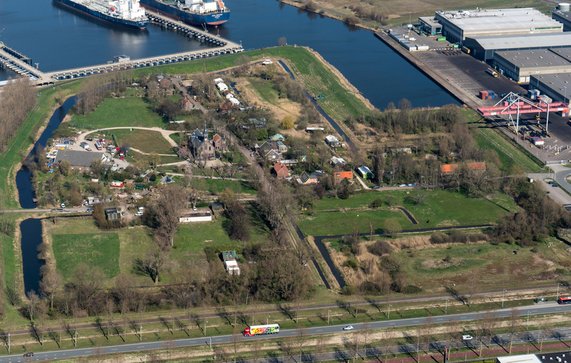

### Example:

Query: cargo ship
xmin=54 ymin=0 xmax=149 ymax=30
xmin=140 ymin=0 xmax=230 ymax=26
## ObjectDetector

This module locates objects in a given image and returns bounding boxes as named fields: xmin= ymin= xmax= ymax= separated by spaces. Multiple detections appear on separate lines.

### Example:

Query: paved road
xmin=0 ymin=207 xmax=90 ymax=215
xmin=2 ymin=303 xmax=570 ymax=362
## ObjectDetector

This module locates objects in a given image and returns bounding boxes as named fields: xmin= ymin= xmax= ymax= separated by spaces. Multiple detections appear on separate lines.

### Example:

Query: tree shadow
xmin=159 ymin=316 xmax=173 ymax=335
xmin=336 ymin=300 xmax=356 ymax=318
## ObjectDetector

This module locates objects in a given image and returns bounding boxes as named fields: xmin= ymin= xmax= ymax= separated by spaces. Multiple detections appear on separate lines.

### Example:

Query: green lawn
xmin=172 ymin=207 xmax=270 ymax=264
xmin=52 ymin=232 xmax=120 ymax=280
xmin=299 ymin=209 xmax=410 ymax=236
xmin=190 ymin=178 xmax=256 ymax=194
xmin=300 ymin=190 xmax=516 ymax=236
xmin=105 ymin=129 xmax=175 ymax=154
xmin=249 ymin=78 xmax=279 ymax=104
xmin=69 ymin=96 xmax=165 ymax=130
xmin=464 ymin=110 xmax=544 ymax=173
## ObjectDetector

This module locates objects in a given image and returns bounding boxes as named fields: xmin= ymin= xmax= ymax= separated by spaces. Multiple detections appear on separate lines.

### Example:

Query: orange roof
xmin=212 ymin=134 xmax=222 ymax=142
xmin=273 ymin=162 xmax=289 ymax=173
xmin=334 ymin=171 xmax=354 ymax=180
xmin=441 ymin=162 xmax=486 ymax=174
xmin=440 ymin=164 xmax=458 ymax=174
xmin=467 ymin=161 xmax=486 ymax=171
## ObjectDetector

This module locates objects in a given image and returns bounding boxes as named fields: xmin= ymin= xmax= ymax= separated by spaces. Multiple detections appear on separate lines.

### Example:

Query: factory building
xmin=463 ymin=32 xmax=571 ymax=61
xmin=494 ymin=48 xmax=571 ymax=83
xmin=530 ymin=73 xmax=571 ymax=103
xmin=435 ymin=8 xmax=562 ymax=44
xmin=552 ymin=3 xmax=571 ymax=31
xmin=418 ymin=16 xmax=442 ymax=36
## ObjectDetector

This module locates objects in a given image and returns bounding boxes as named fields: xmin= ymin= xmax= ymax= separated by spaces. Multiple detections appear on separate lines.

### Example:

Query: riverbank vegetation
xmin=282 ymin=0 xmax=551 ymax=28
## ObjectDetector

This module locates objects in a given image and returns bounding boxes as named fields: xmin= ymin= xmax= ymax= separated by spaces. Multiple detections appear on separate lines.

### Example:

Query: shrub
xmin=430 ymin=232 xmax=449 ymax=244
xmin=368 ymin=240 xmax=393 ymax=256
xmin=369 ymin=199 xmax=383 ymax=209
xmin=343 ymin=258 xmax=359 ymax=270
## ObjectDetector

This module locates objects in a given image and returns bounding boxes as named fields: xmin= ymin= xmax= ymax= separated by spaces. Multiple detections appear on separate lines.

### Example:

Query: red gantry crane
xmin=477 ymin=92 xmax=569 ymax=133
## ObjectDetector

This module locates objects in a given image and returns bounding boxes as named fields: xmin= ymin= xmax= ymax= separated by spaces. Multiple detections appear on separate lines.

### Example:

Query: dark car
xmin=23 ymin=352 xmax=34 ymax=357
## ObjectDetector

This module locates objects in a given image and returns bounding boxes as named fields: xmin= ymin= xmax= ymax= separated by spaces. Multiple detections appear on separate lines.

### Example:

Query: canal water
xmin=16 ymin=97 xmax=76 ymax=293
xmin=0 ymin=0 xmax=457 ymax=107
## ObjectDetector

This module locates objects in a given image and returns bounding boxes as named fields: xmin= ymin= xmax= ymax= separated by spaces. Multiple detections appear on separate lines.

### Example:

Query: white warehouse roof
xmin=436 ymin=8 xmax=562 ymax=33
xmin=469 ymin=32 xmax=571 ymax=50
xmin=497 ymin=355 xmax=542 ymax=363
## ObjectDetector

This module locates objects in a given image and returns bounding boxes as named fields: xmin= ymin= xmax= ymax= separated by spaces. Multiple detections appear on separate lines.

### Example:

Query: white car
xmin=462 ymin=334 xmax=473 ymax=341
xmin=343 ymin=325 xmax=354 ymax=331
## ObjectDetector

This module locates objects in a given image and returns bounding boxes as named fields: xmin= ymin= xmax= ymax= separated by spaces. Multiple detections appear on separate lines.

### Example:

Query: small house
xmin=334 ymin=171 xmax=354 ymax=185
xmin=214 ymin=77 xmax=224 ymax=85
xmin=179 ymin=209 xmax=213 ymax=223
xmin=356 ymin=166 xmax=374 ymax=180
xmin=104 ymin=207 xmax=122 ymax=221
xmin=216 ymin=82 xmax=229 ymax=92
xmin=222 ymin=250 xmax=240 ymax=276
xmin=330 ymin=156 xmax=347 ymax=166
xmin=270 ymin=133 xmax=285 ymax=142
xmin=297 ymin=171 xmax=320 ymax=185
xmin=258 ymin=141 xmax=288 ymax=161
xmin=110 ymin=181 xmax=125 ymax=188
xmin=325 ymin=135 xmax=341 ymax=148
xmin=272 ymin=162 xmax=290 ymax=179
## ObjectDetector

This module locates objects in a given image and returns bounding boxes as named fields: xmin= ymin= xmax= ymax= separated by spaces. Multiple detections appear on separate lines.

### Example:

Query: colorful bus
xmin=243 ymin=324 xmax=280 ymax=337
xmin=557 ymin=296 xmax=571 ymax=304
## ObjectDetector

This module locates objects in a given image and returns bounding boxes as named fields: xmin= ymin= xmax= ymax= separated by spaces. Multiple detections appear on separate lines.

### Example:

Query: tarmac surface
xmin=2 ymin=302 xmax=570 ymax=362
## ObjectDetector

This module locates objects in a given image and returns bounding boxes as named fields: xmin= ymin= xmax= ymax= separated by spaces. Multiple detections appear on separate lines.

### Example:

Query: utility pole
xmin=502 ymin=289 xmax=506 ymax=308
xmin=445 ymin=298 xmax=448 ymax=314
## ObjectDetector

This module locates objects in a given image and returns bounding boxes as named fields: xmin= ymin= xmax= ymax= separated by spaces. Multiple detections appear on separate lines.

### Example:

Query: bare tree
xmin=151 ymin=185 xmax=187 ymax=248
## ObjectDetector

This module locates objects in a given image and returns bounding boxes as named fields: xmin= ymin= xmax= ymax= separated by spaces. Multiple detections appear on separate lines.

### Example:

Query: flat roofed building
xmin=553 ymin=9 xmax=571 ymax=31
xmin=494 ymin=48 xmax=571 ymax=83
xmin=530 ymin=73 xmax=571 ymax=103
xmin=435 ymin=8 xmax=562 ymax=44
xmin=496 ymin=355 xmax=542 ymax=363
xmin=464 ymin=32 xmax=571 ymax=60
xmin=418 ymin=16 xmax=442 ymax=35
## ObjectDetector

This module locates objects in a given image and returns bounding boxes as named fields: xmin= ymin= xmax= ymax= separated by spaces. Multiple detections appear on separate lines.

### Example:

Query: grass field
xmin=190 ymin=178 xmax=256 ymax=195
xmin=69 ymin=96 xmax=165 ymax=130
xmin=299 ymin=190 xmax=516 ymax=236
xmin=249 ymin=78 xmax=280 ymax=104
xmin=464 ymin=110 xmax=544 ymax=173
xmin=105 ymin=129 xmax=175 ymax=155
xmin=391 ymin=237 xmax=571 ymax=292
xmin=52 ymin=232 xmax=120 ymax=280
xmin=172 ymin=206 xmax=270 ymax=267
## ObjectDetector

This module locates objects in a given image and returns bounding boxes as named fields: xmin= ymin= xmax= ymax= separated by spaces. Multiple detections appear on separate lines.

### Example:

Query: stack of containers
xmin=479 ymin=90 xmax=497 ymax=100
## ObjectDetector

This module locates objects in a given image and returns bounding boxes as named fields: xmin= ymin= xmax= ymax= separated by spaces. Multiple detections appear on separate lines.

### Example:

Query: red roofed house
xmin=334 ymin=171 xmax=354 ymax=185
xmin=272 ymin=162 xmax=290 ymax=179
xmin=441 ymin=162 xmax=486 ymax=174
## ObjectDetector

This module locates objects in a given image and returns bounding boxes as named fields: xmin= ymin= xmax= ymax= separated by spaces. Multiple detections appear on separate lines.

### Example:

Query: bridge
xmin=1 ymin=10 xmax=242 ymax=86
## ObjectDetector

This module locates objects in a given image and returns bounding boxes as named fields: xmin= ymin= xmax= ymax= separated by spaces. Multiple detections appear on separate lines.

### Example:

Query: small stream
xmin=17 ymin=97 xmax=76 ymax=294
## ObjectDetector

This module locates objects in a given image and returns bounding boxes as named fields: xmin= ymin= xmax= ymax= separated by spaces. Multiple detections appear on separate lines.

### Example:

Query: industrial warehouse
xmin=410 ymin=3 xmax=571 ymax=103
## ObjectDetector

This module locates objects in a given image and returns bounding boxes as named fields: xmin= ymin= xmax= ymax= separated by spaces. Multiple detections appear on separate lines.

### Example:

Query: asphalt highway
xmin=2 ymin=302 xmax=570 ymax=362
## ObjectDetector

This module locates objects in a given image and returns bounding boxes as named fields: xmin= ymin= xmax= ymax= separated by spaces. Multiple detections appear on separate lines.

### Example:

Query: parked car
xmin=23 ymin=352 xmax=34 ymax=357
xmin=343 ymin=325 xmax=354 ymax=331
xmin=462 ymin=334 xmax=473 ymax=341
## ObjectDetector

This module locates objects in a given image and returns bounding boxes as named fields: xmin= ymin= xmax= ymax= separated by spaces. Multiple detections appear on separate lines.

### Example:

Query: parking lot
xmin=415 ymin=50 xmax=524 ymax=105
xmin=411 ymin=48 xmax=571 ymax=164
